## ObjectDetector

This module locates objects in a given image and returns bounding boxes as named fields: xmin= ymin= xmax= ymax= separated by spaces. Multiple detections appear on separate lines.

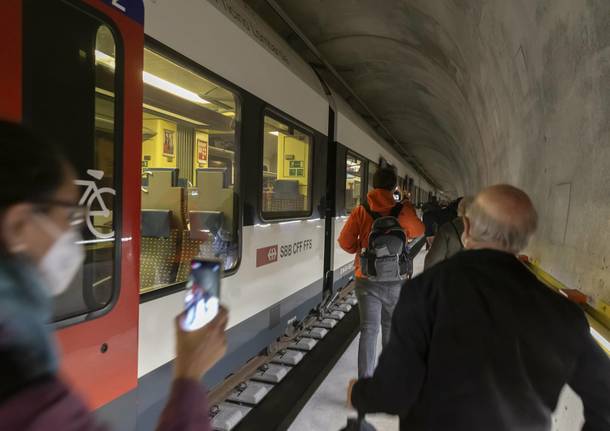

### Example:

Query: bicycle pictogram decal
xmin=75 ymin=170 xmax=116 ymax=239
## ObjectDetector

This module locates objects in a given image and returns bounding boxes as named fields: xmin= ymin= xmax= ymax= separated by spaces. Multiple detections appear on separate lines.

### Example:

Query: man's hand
xmin=347 ymin=378 xmax=357 ymax=408
xmin=174 ymin=307 xmax=228 ymax=381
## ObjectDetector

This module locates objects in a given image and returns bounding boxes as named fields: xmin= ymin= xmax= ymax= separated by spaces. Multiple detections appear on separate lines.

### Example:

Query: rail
xmin=522 ymin=258 xmax=610 ymax=356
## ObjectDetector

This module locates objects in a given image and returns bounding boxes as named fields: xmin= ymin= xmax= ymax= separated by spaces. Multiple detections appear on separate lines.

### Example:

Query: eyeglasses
xmin=32 ymin=200 xmax=88 ymax=227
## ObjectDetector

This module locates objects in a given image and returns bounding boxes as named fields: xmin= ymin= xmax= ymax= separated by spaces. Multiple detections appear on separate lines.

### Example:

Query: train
xmin=0 ymin=0 xmax=435 ymax=429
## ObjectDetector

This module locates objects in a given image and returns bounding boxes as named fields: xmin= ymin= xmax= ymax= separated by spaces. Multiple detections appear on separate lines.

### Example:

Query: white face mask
xmin=35 ymin=216 xmax=85 ymax=296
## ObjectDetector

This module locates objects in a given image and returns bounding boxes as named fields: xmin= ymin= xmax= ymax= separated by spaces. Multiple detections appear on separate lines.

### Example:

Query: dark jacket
xmin=422 ymin=208 xmax=440 ymax=237
xmin=424 ymin=218 xmax=464 ymax=269
xmin=352 ymin=249 xmax=610 ymax=431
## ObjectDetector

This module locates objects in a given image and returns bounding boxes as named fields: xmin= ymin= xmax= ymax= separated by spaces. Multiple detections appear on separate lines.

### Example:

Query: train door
xmin=0 ymin=0 xmax=144 ymax=420
xmin=322 ymin=107 xmax=337 ymax=295
xmin=322 ymin=139 xmax=341 ymax=294
xmin=327 ymin=144 xmax=367 ymax=293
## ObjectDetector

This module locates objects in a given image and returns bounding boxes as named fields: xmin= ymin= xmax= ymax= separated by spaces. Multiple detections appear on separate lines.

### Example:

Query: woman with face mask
xmin=0 ymin=121 xmax=226 ymax=431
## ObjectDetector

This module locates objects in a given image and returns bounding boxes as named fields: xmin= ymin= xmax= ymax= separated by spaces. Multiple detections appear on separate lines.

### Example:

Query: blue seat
xmin=141 ymin=209 xmax=171 ymax=238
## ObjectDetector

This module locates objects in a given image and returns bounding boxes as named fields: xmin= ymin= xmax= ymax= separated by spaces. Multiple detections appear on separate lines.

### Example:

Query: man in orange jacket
xmin=338 ymin=168 xmax=424 ymax=378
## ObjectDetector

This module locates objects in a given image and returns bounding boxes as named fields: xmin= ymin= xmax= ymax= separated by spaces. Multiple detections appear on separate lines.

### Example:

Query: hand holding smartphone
xmin=181 ymin=258 xmax=222 ymax=331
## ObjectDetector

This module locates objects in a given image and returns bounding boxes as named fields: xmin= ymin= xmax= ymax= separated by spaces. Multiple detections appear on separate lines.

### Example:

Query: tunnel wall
xmin=411 ymin=0 xmax=609 ymax=304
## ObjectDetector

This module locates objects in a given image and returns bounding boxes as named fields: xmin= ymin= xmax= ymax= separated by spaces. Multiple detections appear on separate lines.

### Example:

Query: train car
xmin=1 ymin=0 xmax=435 ymax=429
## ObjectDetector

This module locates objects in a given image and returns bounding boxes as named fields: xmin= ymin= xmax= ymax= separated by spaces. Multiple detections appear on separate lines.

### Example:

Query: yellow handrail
xmin=523 ymin=259 xmax=610 ymax=357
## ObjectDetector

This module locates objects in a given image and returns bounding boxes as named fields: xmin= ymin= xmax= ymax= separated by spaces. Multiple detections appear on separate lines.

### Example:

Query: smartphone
xmin=182 ymin=258 xmax=221 ymax=331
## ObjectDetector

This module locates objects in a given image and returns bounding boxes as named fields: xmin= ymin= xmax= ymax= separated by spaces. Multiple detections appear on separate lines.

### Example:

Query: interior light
xmin=269 ymin=131 xmax=280 ymax=136
xmin=143 ymin=71 xmax=210 ymax=104
xmin=95 ymin=50 xmax=115 ymax=67
xmin=143 ymin=103 xmax=207 ymax=126
xmin=95 ymin=50 xmax=210 ymax=105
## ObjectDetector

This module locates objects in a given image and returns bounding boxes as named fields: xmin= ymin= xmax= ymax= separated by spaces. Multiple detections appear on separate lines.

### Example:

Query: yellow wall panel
xmin=193 ymin=130 xmax=209 ymax=183
xmin=276 ymin=134 xmax=309 ymax=195
xmin=142 ymin=118 xmax=178 ymax=168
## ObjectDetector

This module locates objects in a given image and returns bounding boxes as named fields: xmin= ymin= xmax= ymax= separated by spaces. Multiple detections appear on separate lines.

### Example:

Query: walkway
xmin=288 ymin=249 xmax=427 ymax=431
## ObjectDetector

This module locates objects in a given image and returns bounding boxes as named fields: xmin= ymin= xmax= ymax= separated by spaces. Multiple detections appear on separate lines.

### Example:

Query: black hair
xmin=0 ymin=120 xmax=67 ymax=211
xmin=373 ymin=168 xmax=397 ymax=191
xmin=448 ymin=197 xmax=462 ymax=212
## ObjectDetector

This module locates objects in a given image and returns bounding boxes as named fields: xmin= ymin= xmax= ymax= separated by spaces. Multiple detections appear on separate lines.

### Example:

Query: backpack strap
xmin=361 ymin=202 xmax=382 ymax=220
xmin=390 ymin=203 xmax=403 ymax=218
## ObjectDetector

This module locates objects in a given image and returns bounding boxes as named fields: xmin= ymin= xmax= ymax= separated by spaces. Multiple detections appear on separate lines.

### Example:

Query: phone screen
xmin=182 ymin=259 xmax=221 ymax=331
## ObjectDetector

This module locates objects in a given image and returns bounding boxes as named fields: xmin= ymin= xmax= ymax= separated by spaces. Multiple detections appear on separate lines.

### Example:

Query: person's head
xmin=462 ymin=184 xmax=537 ymax=254
xmin=373 ymin=168 xmax=397 ymax=191
xmin=447 ymin=198 xmax=460 ymax=213
xmin=0 ymin=121 xmax=83 ymax=293
xmin=456 ymin=196 xmax=472 ymax=217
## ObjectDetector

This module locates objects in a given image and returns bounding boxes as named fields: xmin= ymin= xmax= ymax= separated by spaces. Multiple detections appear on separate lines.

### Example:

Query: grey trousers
xmin=355 ymin=277 xmax=402 ymax=378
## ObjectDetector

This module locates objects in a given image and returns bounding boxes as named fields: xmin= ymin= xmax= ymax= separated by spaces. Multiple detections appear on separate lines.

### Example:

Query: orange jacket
xmin=338 ymin=189 xmax=425 ymax=278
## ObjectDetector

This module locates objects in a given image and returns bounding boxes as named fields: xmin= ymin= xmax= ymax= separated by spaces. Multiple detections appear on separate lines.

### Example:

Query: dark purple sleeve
xmin=155 ymin=379 xmax=211 ymax=431
xmin=0 ymin=376 xmax=106 ymax=431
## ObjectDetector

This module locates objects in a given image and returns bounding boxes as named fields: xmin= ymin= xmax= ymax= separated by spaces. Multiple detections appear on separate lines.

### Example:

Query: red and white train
xmin=0 ymin=0 xmax=435 ymax=428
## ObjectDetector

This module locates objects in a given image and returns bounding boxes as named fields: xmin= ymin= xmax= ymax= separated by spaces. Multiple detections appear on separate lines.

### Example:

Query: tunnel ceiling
xmin=251 ymin=0 xmax=490 ymax=195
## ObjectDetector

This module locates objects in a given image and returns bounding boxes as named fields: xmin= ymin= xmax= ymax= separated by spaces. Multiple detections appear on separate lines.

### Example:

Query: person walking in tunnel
xmin=338 ymin=167 xmax=424 ymax=379
xmin=348 ymin=184 xmax=610 ymax=430
xmin=422 ymin=197 xmax=441 ymax=250
xmin=423 ymin=196 xmax=472 ymax=270
xmin=0 ymin=121 xmax=226 ymax=431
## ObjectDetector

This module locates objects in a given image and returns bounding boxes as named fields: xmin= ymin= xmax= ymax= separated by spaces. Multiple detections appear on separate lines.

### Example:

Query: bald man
xmin=349 ymin=185 xmax=610 ymax=430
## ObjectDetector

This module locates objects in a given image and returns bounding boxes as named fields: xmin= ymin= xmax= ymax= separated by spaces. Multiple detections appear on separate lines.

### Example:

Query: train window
xmin=139 ymin=47 xmax=240 ymax=294
xmin=262 ymin=114 xmax=313 ymax=218
xmin=367 ymin=161 xmax=379 ymax=192
xmin=23 ymin=0 xmax=121 ymax=322
xmin=407 ymin=177 xmax=414 ymax=201
xmin=345 ymin=153 xmax=364 ymax=212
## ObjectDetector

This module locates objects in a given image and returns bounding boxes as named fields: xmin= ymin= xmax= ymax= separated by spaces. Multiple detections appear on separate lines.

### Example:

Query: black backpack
xmin=359 ymin=202 xmax=410 ymax=282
